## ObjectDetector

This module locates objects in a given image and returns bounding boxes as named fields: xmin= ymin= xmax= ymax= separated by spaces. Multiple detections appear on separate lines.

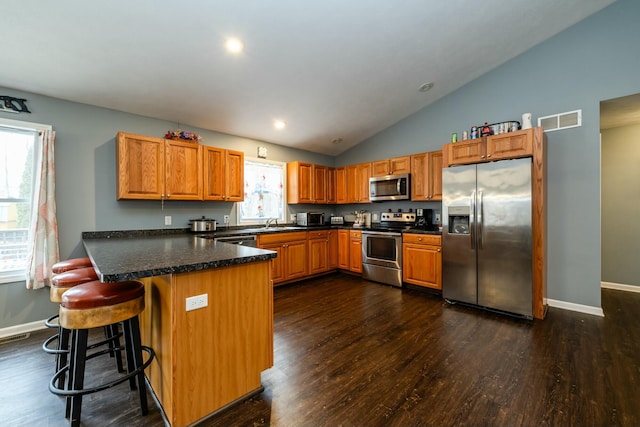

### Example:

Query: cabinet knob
xmin=481 ymin=155 xmax=486 ymax=159
xmin=487 ymin=154 xmax=492 ymax=158
xmin=437 ymin=248 xmax=441 ymax=252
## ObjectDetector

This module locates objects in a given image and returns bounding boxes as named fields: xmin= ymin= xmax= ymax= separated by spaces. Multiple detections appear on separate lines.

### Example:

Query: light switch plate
xmin=164 ymin=216 xmax=172 ymax=225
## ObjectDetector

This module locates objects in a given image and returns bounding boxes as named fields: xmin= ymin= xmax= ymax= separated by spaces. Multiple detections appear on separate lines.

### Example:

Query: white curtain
xmin=25 ymin=129 xmax=59 ymax=289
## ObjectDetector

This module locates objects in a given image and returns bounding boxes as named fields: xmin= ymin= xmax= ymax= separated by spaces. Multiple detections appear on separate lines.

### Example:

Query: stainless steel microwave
xmin=369 ymin=173 xmax=410 ymax=201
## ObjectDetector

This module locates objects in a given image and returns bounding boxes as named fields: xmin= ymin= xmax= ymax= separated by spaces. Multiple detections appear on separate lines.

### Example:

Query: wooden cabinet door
xmin=372 ymin=156 xmax=410 ymax=177
xmin=346 ymin=165 xmax=358 ymax=203
xmin=287 ymin=162 xmax=313 ymax=204
xmin=410 ymin=152 xmax=428 ymax=201
xmin=326 ymin=167 xmax=337 ymax=204
xmin=402 ymin=243 xmax=442 ymax=289
xmin=328 ymin=229 xmax=338 ymax=269
xmin=313 ymin=165 xmax=327 ymax=204
xmin=285 ymin=240 xmax=308 ymax=280
xmin=389 ymin=156 xmax=411 ymax=175
xmin=203 ymin=146 xmax=225 ymax=200
xmin=164 ymin=139 xmax=202 ymax=200
xmin=261 ymin=243 xmax=284 ymax=284
xmin=371 ymin=160 xmax=390 ymax=177
xmin=349 ymin=235 xmax=362 ymax=273
xmin=485 ymin=129 xmax=533 ymax=161
xmin=356 ymin=162 xmax=371 ymax=203
xmin=428 ymin=150 xmax=443 ymax=201
xmin=116 ymin=132 xmax=165 ymax=200
xmin=335 ymin=167 xmax=347 ymax=204
xmin=224 ymin=149 xmax=244 ymax=201
xmin=402 ymin=234 xmax=442 ymax=290
xmin=308 ymin=231 xmax=329 ymax=275
xmin=337 ymin=230 xmax=350 ymax=269
xmin=445 ymin=139 xmax=485 ymax=166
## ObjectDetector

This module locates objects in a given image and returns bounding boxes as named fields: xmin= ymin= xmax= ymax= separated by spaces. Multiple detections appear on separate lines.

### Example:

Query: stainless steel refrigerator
xmin=442 ymin=157 xmax=533 ymax=318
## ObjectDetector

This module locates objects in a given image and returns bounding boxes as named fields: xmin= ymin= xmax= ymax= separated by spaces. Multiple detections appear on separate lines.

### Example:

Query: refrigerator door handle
xmin=470 ymin=190 xmax=476 ymax=250
xmin=478 ymin=191 xmax=483 ymax=249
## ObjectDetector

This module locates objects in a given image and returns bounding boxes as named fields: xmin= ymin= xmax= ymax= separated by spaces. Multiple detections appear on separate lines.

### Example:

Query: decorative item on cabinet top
xmin=164 ymin=129 xmax=202 ymax=142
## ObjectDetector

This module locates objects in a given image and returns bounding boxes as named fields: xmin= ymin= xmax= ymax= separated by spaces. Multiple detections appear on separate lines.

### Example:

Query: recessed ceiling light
xmin=274 ymin=120 xmax=286 ymax=130
xmin=225 ymin=37 xmax=244 ymax=54
xmin=331 ymin=138 xmax=343 ymax=144
xmin=419 ymin=82 xmax=434 ymax=92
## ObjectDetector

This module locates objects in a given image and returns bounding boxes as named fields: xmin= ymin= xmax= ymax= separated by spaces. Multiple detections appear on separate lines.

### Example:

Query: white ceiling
xmin=2 ymin=0 xmax=615 ymax=155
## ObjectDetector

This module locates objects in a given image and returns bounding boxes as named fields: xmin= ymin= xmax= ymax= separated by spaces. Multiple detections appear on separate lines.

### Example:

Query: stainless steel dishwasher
xmin=212 ymin=235 xmax=258 ymax=247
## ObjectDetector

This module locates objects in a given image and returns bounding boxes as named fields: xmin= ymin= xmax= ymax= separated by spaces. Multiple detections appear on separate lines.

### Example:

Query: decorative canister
xmin=470 ymin=126 xmax=478 ymax=139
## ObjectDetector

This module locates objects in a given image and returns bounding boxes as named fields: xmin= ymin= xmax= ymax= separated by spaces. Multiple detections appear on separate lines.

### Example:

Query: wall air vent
xmin=538 ymin=109 xmax=582 ymax=132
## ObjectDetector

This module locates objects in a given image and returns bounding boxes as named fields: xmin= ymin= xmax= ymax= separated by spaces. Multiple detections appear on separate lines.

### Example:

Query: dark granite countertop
xmin=83 ymin=234 xmax=277 ymax=283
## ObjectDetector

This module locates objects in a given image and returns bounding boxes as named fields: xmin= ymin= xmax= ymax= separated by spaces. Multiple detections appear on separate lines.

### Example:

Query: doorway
xmin=600 ymin=92 xmax=640 ymax=291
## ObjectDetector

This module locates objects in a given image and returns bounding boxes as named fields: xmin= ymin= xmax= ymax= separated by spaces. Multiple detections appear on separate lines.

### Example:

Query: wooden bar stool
xmin=48 ymin=280 xmax=155 ymax=427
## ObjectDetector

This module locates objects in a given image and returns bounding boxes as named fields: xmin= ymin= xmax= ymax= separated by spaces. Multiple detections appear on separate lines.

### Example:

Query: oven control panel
xmin=380 ymin=212 xmax=415 ymax=223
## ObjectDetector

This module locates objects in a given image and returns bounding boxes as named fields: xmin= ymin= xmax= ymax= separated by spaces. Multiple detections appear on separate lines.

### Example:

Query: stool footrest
xmin=48 ymin=345 xmax=154 ymax=397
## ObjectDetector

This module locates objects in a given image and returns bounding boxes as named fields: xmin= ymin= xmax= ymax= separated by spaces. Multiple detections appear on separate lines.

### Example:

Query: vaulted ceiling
xmin=2 ymin=0 xmax=616 ymax=155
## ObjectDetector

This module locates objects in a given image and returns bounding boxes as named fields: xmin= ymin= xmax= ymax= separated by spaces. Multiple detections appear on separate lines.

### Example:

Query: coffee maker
xmin=415 ymin=208 xmax=438 ymax=231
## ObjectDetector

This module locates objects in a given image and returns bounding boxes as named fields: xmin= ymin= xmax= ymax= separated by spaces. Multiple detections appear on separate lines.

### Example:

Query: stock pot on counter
xmin=189 ymin=216 xmax=217 ymax=232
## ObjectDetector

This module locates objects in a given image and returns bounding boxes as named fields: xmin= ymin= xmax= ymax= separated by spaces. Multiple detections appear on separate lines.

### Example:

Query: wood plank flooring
xmin=1 ymin=273 xmax=639 ymax=426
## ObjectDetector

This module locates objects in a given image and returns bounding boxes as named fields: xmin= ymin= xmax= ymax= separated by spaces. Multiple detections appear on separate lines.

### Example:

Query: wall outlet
xmin=186 ymin=294 xmax=208 ymax=311
xmin=435 ymin=213 xmax=441 ymax=224
xmin=223 ymin=215 xmax=230 ymax=224
xmin=164 ymin=215 xmax=172 ymax=225
xmin=372 ymin=213 xmax=379 ymax=222
xmin=290 ymin=213 xmax=297 ymax=221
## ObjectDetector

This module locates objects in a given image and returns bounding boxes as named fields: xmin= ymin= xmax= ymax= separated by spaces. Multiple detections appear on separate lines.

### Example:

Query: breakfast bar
xmin=82 ymin=231 xmax=277 ymax=427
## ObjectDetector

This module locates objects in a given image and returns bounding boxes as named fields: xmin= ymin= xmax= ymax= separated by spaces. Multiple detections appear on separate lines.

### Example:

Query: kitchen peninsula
xmin=82 ymin=230 xmax=277 ymax=427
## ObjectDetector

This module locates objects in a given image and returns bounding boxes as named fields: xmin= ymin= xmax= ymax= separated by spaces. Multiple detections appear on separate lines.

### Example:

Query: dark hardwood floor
xmin=2 ymin=273 xmax=639 ymax=426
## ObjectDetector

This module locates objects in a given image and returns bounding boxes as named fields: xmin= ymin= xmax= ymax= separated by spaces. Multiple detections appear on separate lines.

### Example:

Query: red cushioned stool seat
xmin=52 ymin=257 xmax=93 ymax=274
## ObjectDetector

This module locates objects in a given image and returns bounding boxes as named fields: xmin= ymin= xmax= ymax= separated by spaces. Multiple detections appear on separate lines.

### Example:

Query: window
xmin=0 ymin=119 xmax=42 ymax=283
xmin=238 ymin=158 xmax=286 ymax=225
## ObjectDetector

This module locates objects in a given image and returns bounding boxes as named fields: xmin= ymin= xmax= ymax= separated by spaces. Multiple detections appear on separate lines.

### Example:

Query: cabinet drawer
xmin=349 ymin=230 xmax=362 ymax=239
xmin=258 ymin=231 xmax=307 ymax=245
xmin=402 ymin=233 xmax=441 ymax=246
xmin=307 ymin=230 xmax=329 ymax=240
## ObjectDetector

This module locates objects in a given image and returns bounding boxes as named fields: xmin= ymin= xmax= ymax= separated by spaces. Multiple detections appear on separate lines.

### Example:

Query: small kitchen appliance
xmin=414 ymin=208 xmax=438 ymax=231
xmin=296 ymin=212 xmax=325 ymax=226
xmin=189 ymin=216 xmax=217 ymax=232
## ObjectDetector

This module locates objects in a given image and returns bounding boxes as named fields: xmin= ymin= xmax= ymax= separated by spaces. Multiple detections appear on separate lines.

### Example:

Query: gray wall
xmin=337 ymin=0 xmax=640 ymax=309
xmin=0 ymin=90 xmax=333 ymax=329
xmin=601 ymin=123 xmax=640 ymax=287
xmin=2 ymin=0 xmax=638 ymax=329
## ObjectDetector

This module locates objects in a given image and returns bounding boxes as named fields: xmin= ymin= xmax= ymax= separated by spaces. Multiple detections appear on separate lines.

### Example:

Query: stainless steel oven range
xmin=361 ymin=211 xmax=416 ymax=288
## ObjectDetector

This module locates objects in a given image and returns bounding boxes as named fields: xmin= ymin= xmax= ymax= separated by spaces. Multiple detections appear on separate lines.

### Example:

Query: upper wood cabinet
xmin=287 ymin=161 xmax=329 ymax=204
xmin=326 ymin=167 xmax=337 ymax=204
xmin=117 ymin=132 xmax=202 ymax=200
xmin=371 ymin=156 xmax=411 ymax=177
xmin=335 ymin=167 xmax=347 ymax=204
xmin=443 ymin=128 xmax=535 ymax=167
xmin=411 ymin=150 xmax=442 ymax=201
xmin=202 ymin=146 xmax=244 ymax=201
xmin=346 ymin=162 xmax=371 ymax=203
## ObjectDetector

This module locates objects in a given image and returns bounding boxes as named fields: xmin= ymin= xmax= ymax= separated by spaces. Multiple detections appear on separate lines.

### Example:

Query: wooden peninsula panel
xmin=139 ymin=261 xmax=273 ymax=427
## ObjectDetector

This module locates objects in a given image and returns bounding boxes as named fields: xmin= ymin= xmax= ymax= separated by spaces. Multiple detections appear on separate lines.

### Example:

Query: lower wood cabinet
xmin=337 ymin=229 xmax=362 ymax=273
xmin=258 ymin=232 xmax=308 ymax=285
xmin=402 ymin=233 xmax=442 ymax=290
xmin=308 ymin=229 xmax=330 ymax=275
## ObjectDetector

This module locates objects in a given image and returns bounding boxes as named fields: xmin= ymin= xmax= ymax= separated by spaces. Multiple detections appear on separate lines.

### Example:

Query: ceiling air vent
xmin=537 ymin=109 xmax=582 ymax=132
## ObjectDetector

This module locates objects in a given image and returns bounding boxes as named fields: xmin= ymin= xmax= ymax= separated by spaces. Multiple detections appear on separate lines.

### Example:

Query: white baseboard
xmin=0 ymin=319 xmax=48 ymax=339
xmin=547 ymin=299 xmax=604 ymax=317
xmin=601 ymin=281 xmax=640 ymax=293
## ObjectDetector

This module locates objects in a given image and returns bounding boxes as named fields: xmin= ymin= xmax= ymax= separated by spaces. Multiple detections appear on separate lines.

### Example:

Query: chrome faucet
xmin=265 ymin=218 xmax=278 ymax=228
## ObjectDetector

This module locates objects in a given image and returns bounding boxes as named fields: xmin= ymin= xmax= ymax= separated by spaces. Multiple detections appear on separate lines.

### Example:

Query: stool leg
xmin=123 ymin=316 xmax=149 ymax=415
xmin=68 ymin=329 xmax=88 ymax=427
xmin=56 ymin=326 xmax=70 ymax=390
xmin=107 ymin=323 xmax=125 ymax=373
